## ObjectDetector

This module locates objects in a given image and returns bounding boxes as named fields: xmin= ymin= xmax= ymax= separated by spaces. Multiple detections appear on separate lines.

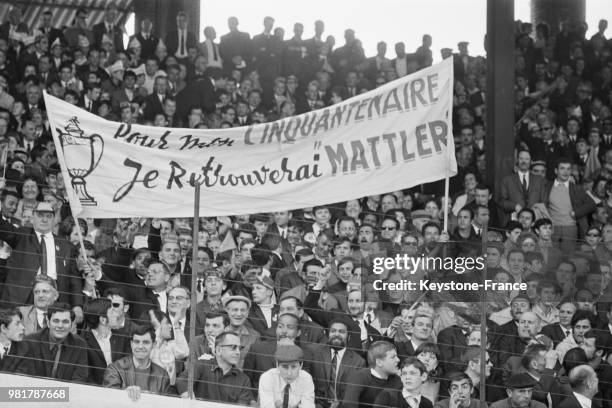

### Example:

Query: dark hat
xmin=458 ymin=41 xmax=469 ymax=46
xmin=254 ymin=276 xmax=274 ymax=291
xmin=205 ymin=268 xmax=224 ymax=279
xmin=275 ymin=344 xmax=304 ymax=363
xmin=506 ymin=373 xmax=537 ymax=389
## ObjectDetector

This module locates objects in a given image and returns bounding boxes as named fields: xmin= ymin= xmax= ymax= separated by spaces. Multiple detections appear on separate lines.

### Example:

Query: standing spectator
xmin=0 ymin=307 xmax=25 ymax=373
xmin=14 ymin=302 xmax=88 ymax=382
xmin=198 ymin=26 xmax=223 ymax=71
xmin=258 ymin=344 xmax=315 ymax=408
xmin=92 ymin=5 xmax=123 ymax=51
xmin=251 ymin=16 xmax=283 ymax=92
xmin=165 ymin=11 xmax=197 ymax=62
xmin=546 ymin=158 xmax=596 ymax=253
xmin=131 ymin=18 xmax=159 ymax=61
xmin=0 ymin=202 xmax=83 ymax=315
xmin=219 ymin=16 xmax=251 ymax=73
xmin=498 ymin=150 xmax=547 ymax=225
xmin=177 ymin=331 xmax=254 ymax=404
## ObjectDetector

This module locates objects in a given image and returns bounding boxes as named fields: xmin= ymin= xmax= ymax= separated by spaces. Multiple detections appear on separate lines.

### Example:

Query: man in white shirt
xmin=258 ymin=344 xmax=315 ymax=408
xmin=18 ymin=276 xmax=58 ymax=335
xmin=167 ymin=286 xmax=190 ymax=340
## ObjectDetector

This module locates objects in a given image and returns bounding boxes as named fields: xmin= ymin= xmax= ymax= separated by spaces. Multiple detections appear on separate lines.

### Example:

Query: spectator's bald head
xmin=568 ymin=365 xmax=598 ymax=397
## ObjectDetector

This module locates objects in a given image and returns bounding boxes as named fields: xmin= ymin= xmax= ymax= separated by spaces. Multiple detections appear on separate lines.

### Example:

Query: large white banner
xmin=45 ymin=58 xmax=456 ymax=219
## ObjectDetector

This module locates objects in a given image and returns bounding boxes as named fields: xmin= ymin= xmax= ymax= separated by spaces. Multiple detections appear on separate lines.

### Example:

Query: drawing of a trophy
xmin=57 ymin=117 xmax=104 ymax=206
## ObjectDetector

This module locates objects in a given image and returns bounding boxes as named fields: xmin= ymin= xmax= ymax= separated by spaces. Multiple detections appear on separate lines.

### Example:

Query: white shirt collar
xmin=573 ymin=392 xmax=592 ymax=408
xmin=554 ymin=179 xmax=569 ymax=188
xmin=370 ymin=368 xmax=386 ymax=379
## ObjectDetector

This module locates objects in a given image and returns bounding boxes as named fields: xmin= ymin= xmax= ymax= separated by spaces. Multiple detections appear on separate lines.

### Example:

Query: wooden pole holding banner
xmin=187 ymin=183 xmax=201 ymax=399
xmin=479 ymin=221 xmax=488 ymax=406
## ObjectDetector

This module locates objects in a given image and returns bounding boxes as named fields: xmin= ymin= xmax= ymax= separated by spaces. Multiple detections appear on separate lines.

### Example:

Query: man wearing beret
xmin=490 ymin=373 xmax=546 ymax=408
xmin=258 ymin=344 xmax=315 ymax=408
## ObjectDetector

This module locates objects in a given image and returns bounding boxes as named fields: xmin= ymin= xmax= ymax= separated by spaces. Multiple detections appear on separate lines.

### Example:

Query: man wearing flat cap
xmin=258 ymin=344 xmax=315 ymax=408
xmin=224 ymin=295 xmax=260 ymax=368
xmin=490 ymin=373 xmax=546 ymax=408
xmin=0 ymin=201 xmax=83 ymax=320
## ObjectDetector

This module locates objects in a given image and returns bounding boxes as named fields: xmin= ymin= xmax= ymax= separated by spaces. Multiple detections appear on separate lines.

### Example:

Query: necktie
xmin=180 ymin=31 xmax=186 ymax=55
xmin=197 ymin=279 xmax=203 ymax=293
xmin=331 ymin=350 xmax=338 ymax=399
xmin=365 ymin=314 xmax=372 ymax=326
xmin=522 ymin=174 xmax=527 ymax=192
xmin=282 ymin=384 xmax=290 ymax=408
xmin=407 ymin=396 xmax=419 ymax=408
xmin=51 ymin=343 xmax=62 ymax=378
xmin=40 ymin=235 xmax=48 ymax=276
xmin=213 ymin=43 xmax=218 ymax=60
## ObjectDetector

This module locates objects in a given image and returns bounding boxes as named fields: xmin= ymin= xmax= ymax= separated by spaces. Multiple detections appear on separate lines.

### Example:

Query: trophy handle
xmin=90 ymin=134 xmax=104 ymax=170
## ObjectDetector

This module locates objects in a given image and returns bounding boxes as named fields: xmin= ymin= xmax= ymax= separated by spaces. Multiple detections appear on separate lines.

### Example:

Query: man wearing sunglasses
xmin=176 ymin=331 xmax=254 ymax=404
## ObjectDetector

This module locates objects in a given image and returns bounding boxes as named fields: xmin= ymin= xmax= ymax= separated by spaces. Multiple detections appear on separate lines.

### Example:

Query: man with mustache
xmin=309 ymin=318 xmax=366 ymax=408
xmin=243 ymin=312 xmax=313 ymax=389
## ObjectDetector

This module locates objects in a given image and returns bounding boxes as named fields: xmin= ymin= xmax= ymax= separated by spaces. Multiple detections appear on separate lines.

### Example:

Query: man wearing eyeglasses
xmin=167 ymin=285 xmax=193 ymax=341
xmin=0 ymin=202 xmax=83 ymax=321
xmin=177 ymin=332 xmax=254 ymax=404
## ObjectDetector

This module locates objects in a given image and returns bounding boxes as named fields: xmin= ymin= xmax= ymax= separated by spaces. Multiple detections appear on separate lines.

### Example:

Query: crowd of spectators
xmin=1 ymin=4 xmax=612 ymax=408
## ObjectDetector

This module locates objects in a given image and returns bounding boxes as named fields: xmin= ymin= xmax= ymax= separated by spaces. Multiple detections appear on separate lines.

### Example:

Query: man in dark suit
xmin=374 ymin=357 xmax=433 ymax=408
xmin=219 ymin=16 xmax=251 ymax=73
xmin=498 ymin=150 xmax=548 ymax=225
xmin=130 ymin=18 xmax=158 ymax=60
xmin=557 ymin=365 xmax=598 ymax=408
xmin=175 ymin=55 xmax=216 ymax=120
xmin=0 ymin=7 xmax=28 ymax=42
xmin=92 ymin=5 xmax=124 ymax=51
xmin=437 ymin=319 xmax=471 ymax=373
xmin=309 ymin=318 xmax=366 ymax=407
xmin=251 ymin=16 xmax=283 ymax=91
xmin=14 ymin=302 xmax=88 ymax=382
xmin=165 ymin=11 xmax=197 ymax=61
xmin=82 ymin=298 xmax=131 ymax=384
xmin=38 ymin=11 xmax=64 ymax=50
xmin=539 ymin=301 xmax=576 ymax=348
xmin=243 ymin=313 xmax=313 ymax=389
xmin=0 ymin=307 xmax=25 ymax=373
xmin=0 ymin=202 xmax=82 ymax=315
xmin=142 ymin=76 xmax=168 ymax=122
xmin=130 ymin=259 xmax=170 ymax=323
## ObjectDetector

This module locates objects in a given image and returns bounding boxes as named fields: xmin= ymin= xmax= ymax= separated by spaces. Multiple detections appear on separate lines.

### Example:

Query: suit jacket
xmin=14 ymin=328 xmax=88 ymax=382
xmin=498 ymin=173 xmax=548 ymax=214
xmin=309 ymin=344 xmax=366 ymax=408
xmin=490 ymin=398 xmax=547 ymax=408
xmin=18 ymin=305 xmax=42 ymax=336
xmin=437 ymin=325 xmax=469 ymax=373
xmin=176 ymin=74 xmax=216 ymax=119
xmin=82 ymin=329 xmax=131 ymax=385
xmin=375 ymin=389 xmax=433 ymax=408
xmin=0 ymin=218 xmax=82 ymax=308
xmin=165 ymin=30 xmax=197 ymax=57
xmin=219 ymin=30 xmax=252 ymax=70
xmin=248 ymin=303 xmax=277 ymax=335
xmin=142 ymin=92 xmax=166 ymax=122
xmin=92 ymin=22 xmax=124 ymax=51
xmin=544 ymin=180 xmax=597 ymax=236
xmin=540 ymin=323 xmax=571 ymax=348
xmin=0 ymin=341 xmax=21 ymax=373
xmin=132 ymin=32 xmax=159 ymax=60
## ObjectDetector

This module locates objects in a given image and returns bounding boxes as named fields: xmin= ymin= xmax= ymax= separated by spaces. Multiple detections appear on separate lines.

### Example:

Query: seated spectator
xmin=490 ymin=373 xmax=546 ymax=408
xmin=434 ymin=372 xmax=486 ymax=408
xmin=258 ymin=344 xmax=315 ymax=408
xmin=103 ymin=324 xmax=171 ymax=400
xmin=14 ymin=302 xmax=88 ymax=382
xmin=177 ymin=331 xmax=254 ymax=403
xmin=0 ymin=307 xmax=25 ymax=372
xmin=558 ymin=365 xmax=599 ymax=408
xmin=148 ymin=309 xmax=188 ymax=385
xmin=374 ymin=357 xmax=433 ymax=408
xmin=19 ymin=275 xmax=58 ymax=335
